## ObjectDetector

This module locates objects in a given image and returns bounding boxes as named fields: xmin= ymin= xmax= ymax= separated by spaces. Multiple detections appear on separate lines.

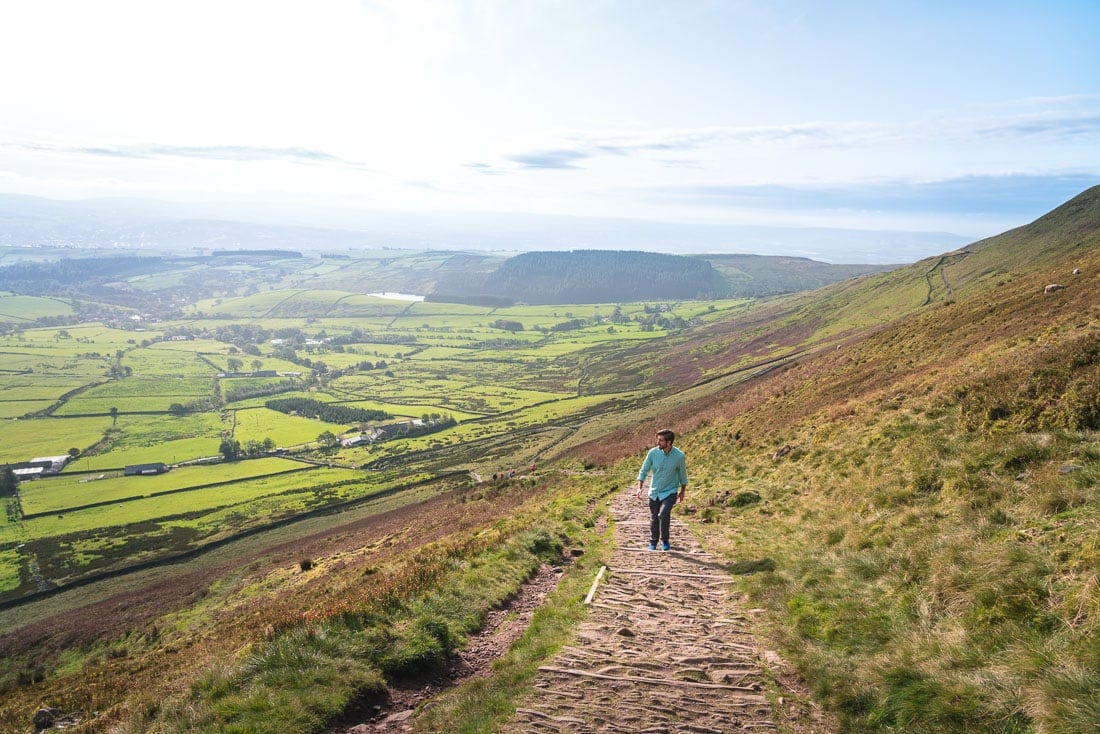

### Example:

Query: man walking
xmin=635 ymin=428 xmax=687 ymax=551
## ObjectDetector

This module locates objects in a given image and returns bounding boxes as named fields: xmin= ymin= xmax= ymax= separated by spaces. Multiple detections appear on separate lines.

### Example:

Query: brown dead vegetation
xmin=0 ymin=478 xmax=548 ymax=728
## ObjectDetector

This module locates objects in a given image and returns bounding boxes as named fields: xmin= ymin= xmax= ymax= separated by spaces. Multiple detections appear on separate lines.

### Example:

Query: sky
xmin=1 ymin=0 xmax=1098 ymax=258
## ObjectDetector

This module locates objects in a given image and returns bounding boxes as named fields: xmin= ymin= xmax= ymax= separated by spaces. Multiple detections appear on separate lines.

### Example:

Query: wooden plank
xmin=536 ymin=666 xmax=766 ymax=696
xmin=610 ymin=568 xmax=734 ymax=581
xmin=583 ymin=565 xmax=607 ymax=604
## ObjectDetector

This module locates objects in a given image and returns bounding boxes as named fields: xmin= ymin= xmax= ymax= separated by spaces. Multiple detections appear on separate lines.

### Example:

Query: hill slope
xmin=480 ymin=249 xmax=728 ymax=304
xmin=0 ymin=188 xmax=1094 ymax=733
xmin=704 ymin=252 xmax=892 ymax=297
xmin=566 ymin=187 xmax=1098 ymax=732
xmin=575 ymin=185 xmax=1099 ymax=395
xmin=947 ymin=184 xmax=1100 ymax=288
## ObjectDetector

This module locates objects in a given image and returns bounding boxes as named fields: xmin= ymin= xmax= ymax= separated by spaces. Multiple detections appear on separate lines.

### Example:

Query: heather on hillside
xmin=572 ymin=187 xmax=1100 ymax=733
xmin=0 ymin=187 xmax=1096 ymax=733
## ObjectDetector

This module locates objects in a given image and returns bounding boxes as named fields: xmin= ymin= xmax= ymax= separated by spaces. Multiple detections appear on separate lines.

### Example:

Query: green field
xmin=0 ymin=416 xmax=110 ymax=464
xmin=0 ymin=293 xmax=75 ymax=321
xmin=0 ymin=291 xmax=722 ymax=601
xmin=78 ymin=435 xmax=220 ymax=470
xmin=0 ymin=353 xmax=108 ymax=394
xmin=0 ymin=399 xmax=54 ymax=418
xmin=232 ymin=406 xmax=345 ymax=445
xmin=0 ymin=324 xmax=149 ymax=350
xmin=124 ymin=348 xmax=216 ymax=377
xmin=0 ymin=548 xmax=20 ymax=592
xmin=21 ymin=457 xmax=307 ymax=515
xmin=150 ymin=337 xmax=235 ymax=354
xmin=3 ymin=465 xmax=361 ymax=545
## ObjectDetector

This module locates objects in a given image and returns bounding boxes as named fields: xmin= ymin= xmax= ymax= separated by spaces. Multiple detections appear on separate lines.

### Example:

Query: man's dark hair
xmin=656 ymin=428 xmax=675 ymax=443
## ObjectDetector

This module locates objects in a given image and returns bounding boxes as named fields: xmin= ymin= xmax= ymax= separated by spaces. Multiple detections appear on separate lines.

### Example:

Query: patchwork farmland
xmin=0 ymin=292 xmax=742 ymax=602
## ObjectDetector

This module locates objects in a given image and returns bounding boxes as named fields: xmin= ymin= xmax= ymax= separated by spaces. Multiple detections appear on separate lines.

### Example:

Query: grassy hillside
xmin=947 ymin=185 xmax=1100 ymax=289
xmin=569 ymin=187 xmax=1099 ymax=732
xmin=704 ymin=253 xmax=892 ymax=298
xmin=0 ymin=188 xmax=1095 ymax=733
xmin=584 ymin=186 xmax=1099 ymax=397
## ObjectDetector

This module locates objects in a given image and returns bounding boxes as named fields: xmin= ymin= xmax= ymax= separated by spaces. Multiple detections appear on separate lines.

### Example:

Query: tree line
xmin=451 ymin=250 xmax=731 ymax=305
xmin=264 ymin=397 xmax=391 ymax=424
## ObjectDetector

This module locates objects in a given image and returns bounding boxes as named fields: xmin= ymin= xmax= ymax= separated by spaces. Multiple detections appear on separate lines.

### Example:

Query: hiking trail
xmin=500 ymin=488 xmax=829 ymax=733
xmin=341 ymin=488 xmax=830 ymax=732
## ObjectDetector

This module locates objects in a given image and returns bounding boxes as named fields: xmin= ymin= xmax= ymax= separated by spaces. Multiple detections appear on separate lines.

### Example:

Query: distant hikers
xmin=635 ymin=428 xmax=688 ymax=551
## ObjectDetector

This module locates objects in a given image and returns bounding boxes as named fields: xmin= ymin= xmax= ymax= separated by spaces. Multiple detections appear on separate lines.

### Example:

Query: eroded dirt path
xmin=338 ymin=488 xmax=829 ymax=733
xmin=342 ymin=561 xmax=567 ymax=732
xmin=501 ymin=489 xmax=824 ymax=733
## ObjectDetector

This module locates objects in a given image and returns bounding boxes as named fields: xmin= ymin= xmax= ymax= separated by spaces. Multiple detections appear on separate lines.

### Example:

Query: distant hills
xmin=0 ymin=239 xmax=897 ymax=317
xmin=429 ymin=250 xmax=891 ymax=305
xmin=0 ymin=192 xmax=970 ymax=263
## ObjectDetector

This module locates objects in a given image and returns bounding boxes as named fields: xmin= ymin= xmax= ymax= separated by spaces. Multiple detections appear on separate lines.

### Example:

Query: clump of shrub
xmin=379 ymin=617 xmax=455 ymax=678
xmin=912 ymin=468 xmax=943 ymax=495
xmin=163 ymin=523 xmax=572 ymax=732
xmin=729 ymin=490 xmax=762 ymax=507
xmin=729 ymin=558 xmax=776 ymax=575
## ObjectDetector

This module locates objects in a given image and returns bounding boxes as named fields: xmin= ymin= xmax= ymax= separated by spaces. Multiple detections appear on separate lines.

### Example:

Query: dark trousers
xmin=649 ymin=495 xmax=677 ymax=545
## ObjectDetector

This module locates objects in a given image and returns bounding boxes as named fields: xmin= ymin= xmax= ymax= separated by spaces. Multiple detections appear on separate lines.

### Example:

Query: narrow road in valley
xmin=501 ymin=488 xmax=830 ymax=733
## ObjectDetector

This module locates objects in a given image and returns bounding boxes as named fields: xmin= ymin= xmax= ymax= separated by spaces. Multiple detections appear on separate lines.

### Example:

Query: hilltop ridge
xmin=911 ymin=183 xmax=1100 ymax=293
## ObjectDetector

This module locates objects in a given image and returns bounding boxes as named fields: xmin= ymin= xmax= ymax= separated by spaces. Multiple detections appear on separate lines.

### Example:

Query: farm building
xmin=341 ymin=435 xmax=367 ymax=447
xmin=124 ymin=463 xmax=169 ymax=476
xmin=10 ymin=455 xmax=70 ymax=480
xmin=362 ymin=427 xmax=386 ymax=442
xmin=376 ymin=419 xmax=424 ymax=439
xmin=30 ymin=456 xmax=71 ymax=472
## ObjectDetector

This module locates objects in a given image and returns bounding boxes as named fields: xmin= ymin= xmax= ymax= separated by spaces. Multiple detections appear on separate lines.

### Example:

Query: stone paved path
xmin=503 ymin=489 xmax=793 ymax=733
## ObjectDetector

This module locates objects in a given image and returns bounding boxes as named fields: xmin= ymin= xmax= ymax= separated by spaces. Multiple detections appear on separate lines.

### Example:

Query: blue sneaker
xmin=648 ymin=543 xmax=657 ymax=551
xmin=661 ymin=542 xmax=671 ymax=551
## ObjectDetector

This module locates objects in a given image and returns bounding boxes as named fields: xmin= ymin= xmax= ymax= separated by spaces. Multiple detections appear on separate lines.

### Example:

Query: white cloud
xmin=0 ymin=3 xmax=1097 ymax=243
xmin=479 ymin=95 xmax=1100 ymax=176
